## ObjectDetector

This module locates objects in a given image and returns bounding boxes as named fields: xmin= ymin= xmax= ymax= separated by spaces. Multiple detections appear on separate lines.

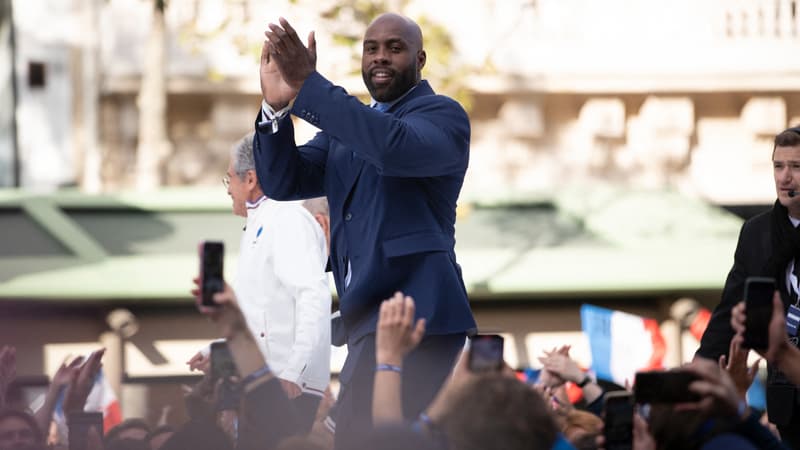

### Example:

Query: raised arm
xmin=373 ymin=292 xmax=425 ymax=425
xmin=292 ymin=72 xmax=470 ymax=178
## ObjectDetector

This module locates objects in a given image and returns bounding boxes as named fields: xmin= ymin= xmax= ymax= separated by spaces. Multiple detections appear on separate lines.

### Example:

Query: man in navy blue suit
xmin=253 ymin=13 xmax=476 ymax=447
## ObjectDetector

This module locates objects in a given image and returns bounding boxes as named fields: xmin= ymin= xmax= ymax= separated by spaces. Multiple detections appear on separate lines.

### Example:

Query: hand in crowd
xmin=192 ymin=278 xmax=249 ymax=340
xmin=63 ymin=349 xmax=105 ymax=413
xmin=0 ymin=345 xmax=16 ymax=407
xmin=676 ymin=358 xmax=742 ymax=420
xmin=595 ymin=412 xmax=656 ymax=450
xmin=186 ymin=351 xmax=211 ymax=374
xmin=537 ymin=345 xmax=571 ymax=388
xmin=730 ymin=291 xmax=789 ymax=364
xmin=718 ymin=333 xmax=760 ymax=400
xmin=538 ymin=347 xmax=584 ymax=385
xmin=279 ymin=379 xmax=301 ymax=399
xmin=52 ymin=358 xmax=81 ymax=389
xmin=375 ymin=292 xmax=426 ymax=367
xmin=533 ymin=383 xmax=573 ymax=415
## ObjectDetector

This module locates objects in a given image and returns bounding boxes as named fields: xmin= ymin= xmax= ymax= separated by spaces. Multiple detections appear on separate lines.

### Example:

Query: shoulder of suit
xmin=744 ymin=209 xmax=772 ymax=229
xmin=401 ymin=92 xmax=467 ymax=115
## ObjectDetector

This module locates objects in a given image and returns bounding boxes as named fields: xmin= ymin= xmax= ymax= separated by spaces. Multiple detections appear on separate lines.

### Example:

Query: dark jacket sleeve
xmin=253 ymin=111 xmax=329 ymax=201
xmin=237 ymin=378 xmax=302 ymax=450
xmin=291 ymin=72 xmax=470 ymax=178
xmin=696 ymin=219 xmax=754 ymax=361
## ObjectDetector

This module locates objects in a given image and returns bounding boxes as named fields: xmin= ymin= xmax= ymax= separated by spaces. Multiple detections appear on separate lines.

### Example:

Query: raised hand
xmin=730 ymin=292 xmax=790 ymax=365
xmin=264 ymin=17 xmax=316 ymax=91
xmin=719 ymin=335 xmax=760 ymax=400
xmin=64 ymin=349 xmax=105 ymax=413
xmin=676 ymin=358 xmax=741 ymax=419
xmin=375 ymin=292 xmax=426 ymax=366
xmin=260 ymin=40 xmax=299 ymax=110
xmin=538 ymin=353 xmax=584 ymax=384
xmin=193 ymin=279 xmax=248 ymax=340
xmin=186 ymin=351 xmax=211 ymax=374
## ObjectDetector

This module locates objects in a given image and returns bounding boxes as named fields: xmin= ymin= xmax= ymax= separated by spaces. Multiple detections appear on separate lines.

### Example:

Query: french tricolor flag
xmin=84 ymin=369 xmax=123 ymax=432
xmin=580 ymin=304 xmax=666 ymax=386
xmin=54 ymin=368 xmax=122 ymax=436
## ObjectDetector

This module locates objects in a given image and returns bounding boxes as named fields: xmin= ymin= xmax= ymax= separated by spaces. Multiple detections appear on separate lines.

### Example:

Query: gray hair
xmin=231 ymin=132 xmax=256 ymax=180
xmin=303 ymin=197 xmax=329 ymax=217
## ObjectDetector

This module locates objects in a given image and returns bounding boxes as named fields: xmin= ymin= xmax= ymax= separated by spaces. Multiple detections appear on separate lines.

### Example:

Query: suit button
xmin=345 ymin=213 xmax=352 ymax=221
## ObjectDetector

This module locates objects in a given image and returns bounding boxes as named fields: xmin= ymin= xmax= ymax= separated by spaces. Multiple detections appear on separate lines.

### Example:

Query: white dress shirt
xmin=233 ymin=196 xmax=331 ymax=395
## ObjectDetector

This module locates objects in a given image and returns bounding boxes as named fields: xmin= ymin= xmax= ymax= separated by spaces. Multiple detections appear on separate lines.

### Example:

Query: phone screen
xmin=633 ymin=370 xmax=701 ymax=404
xmin=603 ymin=392 xmax=633 ymax=450
xmin=743 ymin=276 xmax=776 ymax=350
xmin=200 ymin=241 xmax=224 ymax=306
xmin=210 ymin=341 xmax=238 ymax=381
xmin=468 ymin=334 xmax=504 ymax=372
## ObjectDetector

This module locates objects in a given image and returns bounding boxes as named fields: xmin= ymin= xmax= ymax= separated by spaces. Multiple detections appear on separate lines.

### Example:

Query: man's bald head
xmin=361 ymin=13 xmax=427 ymax=103
xmin=366 ymin=13 xmax=423 ymax=52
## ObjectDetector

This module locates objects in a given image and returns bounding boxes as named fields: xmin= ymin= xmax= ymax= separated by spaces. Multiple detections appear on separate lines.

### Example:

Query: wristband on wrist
xmin=241 ymin=365 xmax=271 ymax=387
xmin=376 ymin=363 xmax=402 ymax=374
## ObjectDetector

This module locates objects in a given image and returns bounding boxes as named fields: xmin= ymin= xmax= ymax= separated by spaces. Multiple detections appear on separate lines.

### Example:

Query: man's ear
xmin=246 ymin=170 xmax=258 ymax=188
xmin=417 ymin=50 xmax=426 ymax=72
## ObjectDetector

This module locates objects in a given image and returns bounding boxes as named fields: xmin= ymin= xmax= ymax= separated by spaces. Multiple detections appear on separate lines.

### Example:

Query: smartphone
xmin=210 ymin=341 xmax=238 ymax=381
xmin=603 ymin=391 xmax=634 ymax=450
xmin=633 ymin=370 xmax=701 ymax=403
xmin=199 ymin=241 xmax=224 ymax=307
xmin=468 ymin=334 xmax=504 ymax=372
xmin=67 ymin=411 xmax=103 ymax=450
xmin=743 ymin=276 xmax=776 ymax=350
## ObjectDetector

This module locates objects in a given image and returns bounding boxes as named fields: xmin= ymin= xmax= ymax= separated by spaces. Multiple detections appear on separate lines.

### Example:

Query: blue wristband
xmin=241 ymin=365 xmax=271 ymax=387
xmin=376 ymin=363 xmax=402 ymax=373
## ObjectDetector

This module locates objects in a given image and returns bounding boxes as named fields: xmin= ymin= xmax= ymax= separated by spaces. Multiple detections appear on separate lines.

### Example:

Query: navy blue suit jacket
xmin=253 ymin=71 xmax=476 ymax=343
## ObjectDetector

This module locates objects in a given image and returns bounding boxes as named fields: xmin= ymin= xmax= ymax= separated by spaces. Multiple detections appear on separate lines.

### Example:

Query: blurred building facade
xmin=1 ymin=0 xmax=799 ymax=203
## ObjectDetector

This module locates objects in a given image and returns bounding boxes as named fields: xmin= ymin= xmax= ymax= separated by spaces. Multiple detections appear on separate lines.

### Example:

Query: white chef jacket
xmin=233 ymin=196 xmax=331 ymax=394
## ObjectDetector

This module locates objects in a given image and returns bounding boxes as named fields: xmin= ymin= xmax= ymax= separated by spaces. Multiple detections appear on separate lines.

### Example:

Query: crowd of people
xmin=1 ymin=287 xmax=797 ymax=450
xmin=4 ymin=8 xmax=800 ymax=450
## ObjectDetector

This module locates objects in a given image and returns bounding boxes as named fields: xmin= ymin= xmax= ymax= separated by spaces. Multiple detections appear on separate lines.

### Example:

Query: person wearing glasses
xmin=191 ymin=132 xmax=331 ymax=433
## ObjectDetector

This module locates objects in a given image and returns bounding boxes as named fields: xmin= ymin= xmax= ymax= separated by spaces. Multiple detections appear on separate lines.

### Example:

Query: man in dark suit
xmin=252 ymin=13 xmax=476 ymax=448
xmin=697 ymin=126 xmax=800 ymax=447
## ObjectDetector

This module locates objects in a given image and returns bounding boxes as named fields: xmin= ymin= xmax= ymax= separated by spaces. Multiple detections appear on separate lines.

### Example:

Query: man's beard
xmin=362 ymin=64 xmax=418 ymax=103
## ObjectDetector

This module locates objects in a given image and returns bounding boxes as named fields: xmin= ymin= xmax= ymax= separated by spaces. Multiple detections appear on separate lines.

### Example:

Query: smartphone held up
xmin=603 ymin=391 xmax=634 ymax=450
xmin=633 ymin=370 xmax=701 ymax=404
xmin=468 ymin=334 xmax=504 ymax=372
xmin=199 ymin=241 xmax=224 ymax=307
xmin=742 ymin=276 xmax=776 ymax=350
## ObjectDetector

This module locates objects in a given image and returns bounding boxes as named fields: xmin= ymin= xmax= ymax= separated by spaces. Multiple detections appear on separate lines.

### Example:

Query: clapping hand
xmin=261 ymin=17 xmax=316 ymax=107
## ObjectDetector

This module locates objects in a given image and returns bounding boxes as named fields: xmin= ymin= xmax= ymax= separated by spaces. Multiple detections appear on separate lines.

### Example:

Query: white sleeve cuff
xmin=259 ymin=100 xmax=291 ymax=134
